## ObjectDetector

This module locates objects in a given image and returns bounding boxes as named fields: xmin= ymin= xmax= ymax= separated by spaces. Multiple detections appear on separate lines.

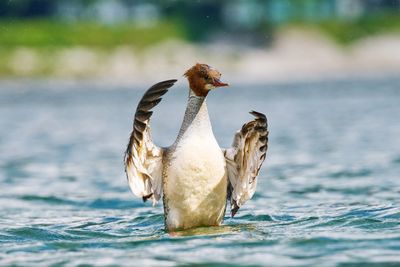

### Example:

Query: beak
xmin=212 ymin=77 xmax=229 ymax=87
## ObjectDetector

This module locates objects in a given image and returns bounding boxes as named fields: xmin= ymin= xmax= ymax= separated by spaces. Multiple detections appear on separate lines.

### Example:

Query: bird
xmin=124 ymin=63 xmax=268 ymax=232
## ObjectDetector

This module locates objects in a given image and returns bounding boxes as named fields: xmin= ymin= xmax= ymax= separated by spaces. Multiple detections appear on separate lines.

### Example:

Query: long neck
xmin=175 ymin=90 xmax=212 ymax=142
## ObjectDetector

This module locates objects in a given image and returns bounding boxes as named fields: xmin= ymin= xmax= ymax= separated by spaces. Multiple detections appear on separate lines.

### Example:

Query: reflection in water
xmin=168 ymin=223 xmax=255 ymax=237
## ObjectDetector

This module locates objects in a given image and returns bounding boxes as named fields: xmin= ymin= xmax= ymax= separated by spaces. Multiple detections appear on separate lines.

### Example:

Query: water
xmin=1 ymin=77 xmax=400 ymax=266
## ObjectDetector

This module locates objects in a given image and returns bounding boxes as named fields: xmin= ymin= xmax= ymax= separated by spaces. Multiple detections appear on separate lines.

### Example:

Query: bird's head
xmin=184 ymin=63 xmax=228 ymax=97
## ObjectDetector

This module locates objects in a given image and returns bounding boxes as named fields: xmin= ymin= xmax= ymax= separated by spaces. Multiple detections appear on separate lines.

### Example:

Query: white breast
xmin=164 ymin=108 xmax=227 ymax=230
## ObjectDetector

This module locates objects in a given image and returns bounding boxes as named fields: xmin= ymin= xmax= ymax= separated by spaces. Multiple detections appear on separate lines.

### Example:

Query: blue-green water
xmin=1 ymin=77 xmax=400 ymax=266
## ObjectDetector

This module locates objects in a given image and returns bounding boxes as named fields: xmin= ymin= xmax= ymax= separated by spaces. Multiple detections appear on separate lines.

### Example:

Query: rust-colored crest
xmin=184 ymin=63 xmax=228 ymax=97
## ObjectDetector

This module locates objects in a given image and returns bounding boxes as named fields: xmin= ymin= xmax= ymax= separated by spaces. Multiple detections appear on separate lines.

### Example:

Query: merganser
xmin=125 ymin=63 xmax=268 ymax=231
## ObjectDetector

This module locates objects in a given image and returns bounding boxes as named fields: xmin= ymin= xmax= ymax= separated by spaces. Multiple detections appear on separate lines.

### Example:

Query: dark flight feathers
xmin=225 ymin=110 xmax=268 ymax=217
xmin=125 ymin=79 xmax=177 ymax=203
xmin=126 ymin=79 xmax=177 ymax=155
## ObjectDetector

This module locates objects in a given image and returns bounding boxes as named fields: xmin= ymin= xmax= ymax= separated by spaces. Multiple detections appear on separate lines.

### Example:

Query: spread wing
xmin=224 ymin=111 xmax=269 ymax=217
xmin=124 ymin=79 xmax=177 ymax=205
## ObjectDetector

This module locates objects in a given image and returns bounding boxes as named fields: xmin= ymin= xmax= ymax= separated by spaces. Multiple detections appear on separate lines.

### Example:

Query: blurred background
xmin=0 ymin=0 xmax=399 ymax=84
xmin=1 ymin=1 xmax=400 ymax=266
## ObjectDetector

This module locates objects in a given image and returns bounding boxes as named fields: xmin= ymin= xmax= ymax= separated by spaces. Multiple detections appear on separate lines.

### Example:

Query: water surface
xmin=1 ymin=77 xmax=400 ymax=266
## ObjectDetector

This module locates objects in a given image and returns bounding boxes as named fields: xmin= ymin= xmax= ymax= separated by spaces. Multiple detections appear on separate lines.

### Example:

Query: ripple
xmin=6 ymin=227 xmax=74 ymax=242
xmin=392 ymin=156 xmax=400 ymax=165
xmin=309 ymin=217 xmax=348 ymax=228
xmin=289 ymin=185 xmax=322 ymax=195
xmin=1 ymin=158 xmax=33 ymax=182
xmin=88 ymin=198 xmax=140 ymax=209
xmin=2 ymin=79 xmax=400 ymax=266
xmin=169 ymin=225 xmax=243 ymax=237
xmin=64 ymin=229 xmax=122 ymax=239
xmin=342 ymin=206 xmax=395 ymax=218
xmin=19 ymin=195 xmax=78 ymax=206
xmin=327 ymin=168 xmax=373 ymax=178
xmin=338 ymin=262 xmax=400 ymax=267
xmin=235 ymin=214 xmax=274 ymax=222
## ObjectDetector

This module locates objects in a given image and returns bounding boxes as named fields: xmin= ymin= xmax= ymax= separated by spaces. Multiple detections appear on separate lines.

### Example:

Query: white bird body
xmin=124 ymin=64 xmax=268 ymax=232
xmin=163 ymin=97 xmax=227 ymax=230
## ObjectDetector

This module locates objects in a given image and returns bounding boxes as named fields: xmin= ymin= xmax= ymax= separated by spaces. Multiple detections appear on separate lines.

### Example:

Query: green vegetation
xmin=0 ymin=19 xmax=187 ymax=49
xmin=0 ymin=19 xmax=188 ymax=77
xmin=291 ymin=13 xmax=400 ymax=45
xmin=1 ymin=14 xmax=400 ymax=78
xmin=2 ymin=13 xmax=400 ymax=50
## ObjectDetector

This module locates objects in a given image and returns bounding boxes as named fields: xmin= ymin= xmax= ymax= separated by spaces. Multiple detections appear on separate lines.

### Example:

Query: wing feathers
xmin=139 ymin=98 xmax=162 ymax=111
xmin=224 ymin=110 xmax=269 ymax=217
xmin=125 ymin=79 xmax=177 ymax=204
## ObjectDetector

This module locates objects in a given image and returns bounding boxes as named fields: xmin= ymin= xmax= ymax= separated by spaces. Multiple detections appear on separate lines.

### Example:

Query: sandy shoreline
xmin=2 ymin=29 xmax=400 ymax=86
